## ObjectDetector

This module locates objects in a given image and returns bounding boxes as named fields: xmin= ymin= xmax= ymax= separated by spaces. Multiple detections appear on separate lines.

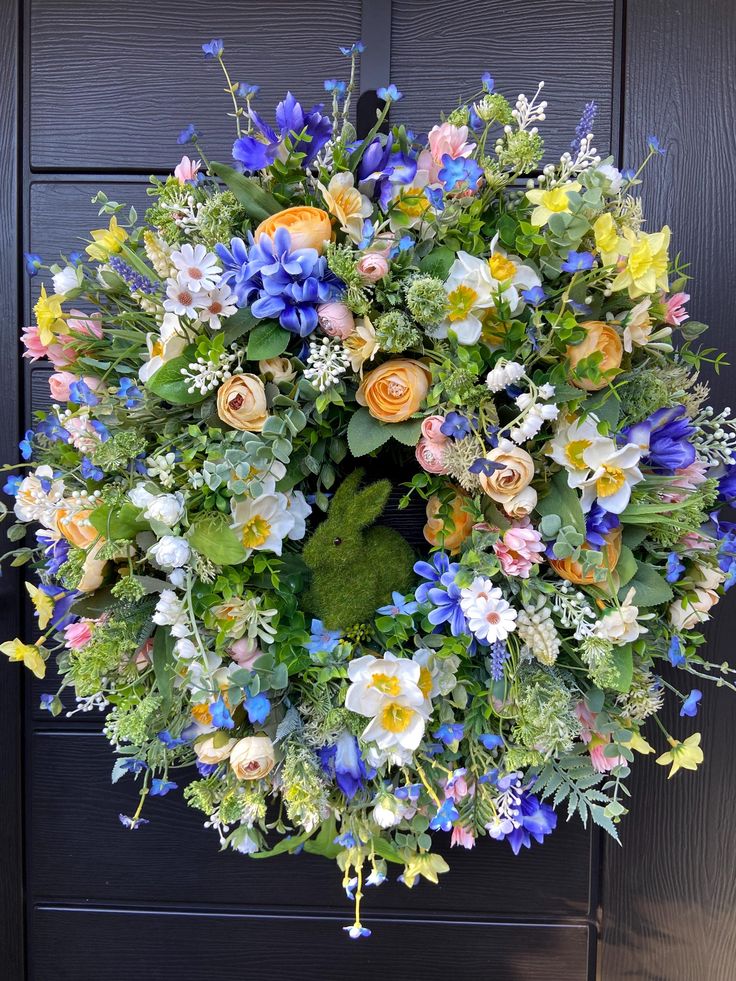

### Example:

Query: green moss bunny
xmin=302 ymin=470 xmax=415 ymax=631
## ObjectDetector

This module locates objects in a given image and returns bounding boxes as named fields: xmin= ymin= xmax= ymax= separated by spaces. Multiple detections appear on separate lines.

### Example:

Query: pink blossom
xmin=65 ymin=415 xmax=103 ymax=454
xmin=420 ymin=122 xmax=476 ymax=182
xmin=663 ymin=291 xmax=690 ymax=326
xmin=229 ymin=638 xmax=261 ymax=669
xmin=356 ymin=252 xmax=389 ymax=283
xmin=589 ymin=736 xmax=625 ymax=773
xmin=67 ymin=311 xmax=103 ymax=339
xmin=493 ymin=520 xmax=545 ymax=578
xmin=317 ymin=302 xmax=355 ymax=339
xmin=450 ymin=826 xmax=476 ymax=849
xmin=416 ymin=436 xmax=448 ymax=474
xmin=135 ymin=638 xmax=153 ymax=670
xmin=174 ymin=155 xmax=201 ymax=184
xmin=444 ymin=772 xmax=472 ymax=802
xmin=48 ymin=371 xmax=77 ymax=401
xmin=673 ymin=460 xmax=710 ymax=490
xmin=420 ymin=415 xmax=448 ymax=443
xmin=574 ymin=701 xmax=597 ymax=741
xmin=63 ymin=620 xmax=93 ymax=650
xmin=679 ymin=532 xmax=716 ymax=552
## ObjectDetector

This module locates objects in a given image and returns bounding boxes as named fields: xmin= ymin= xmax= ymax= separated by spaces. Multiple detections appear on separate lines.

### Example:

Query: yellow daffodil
xmin=656 ymin=732 xmax=703 ymax=778
xmin=25 ymin=581 xmax=54 ymax=630
xmin=611 ymin=225 xmax=670 ymax=298
xmin=0 ymin=638 xmax=46 ymax=678
xmin=626 ymin=730 xmax=655 ymax=755
xmin=526 ymin=181 xmax=581 ymax=227
xmin=400 ymin=852 xmax=450 ymax=888
xmin=86 ymin=216 xmax=128 ymax=262
xmin=33 ymin=284 xmax=66 ymax=346
xmin=593 ymin=212 xmax=621 ymax=266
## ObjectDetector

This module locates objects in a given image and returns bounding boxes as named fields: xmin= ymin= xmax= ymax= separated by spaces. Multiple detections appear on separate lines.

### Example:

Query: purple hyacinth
xmin=571 ymin=100 xmax=597 ymax=151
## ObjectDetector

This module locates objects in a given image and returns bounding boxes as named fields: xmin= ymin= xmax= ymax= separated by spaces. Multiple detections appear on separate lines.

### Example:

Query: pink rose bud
xmin=63 ymin=620 xmax=93 ymax=650
xmin=229 ymin=638 xmax=262 ymax=669
xmin=48 ymin=371 xmax=77 ymax=402
xmin=420 ymin=415 xmax=448 ymax=443
xmin=356 ymin=252 xmax=389 ymax=283
xmin=415 ymin=436 xmax=448 ymax=475
xmin=317 ymin=302 xmax=355 ymax=339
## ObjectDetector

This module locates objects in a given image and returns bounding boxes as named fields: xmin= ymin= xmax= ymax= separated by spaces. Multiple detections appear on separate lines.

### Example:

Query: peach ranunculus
xmin=217 ymin=374 xmax=268 ymax=432
xmin=549 ymin=526 xmax=623 ymax=586
xmin=254 ymin=206 xmax=332 ymax=254
xmin=230 ymin=735 xmax=276 ymax=780
xmin=478 ymin=440 xmax=535 ymax=508
xmin=54 ymin=506 xmax=99 ymax=549
xmin=356 ymin=252 xmax=389 ymax=283
xmin=567 ymin=320 xmax=624 ymax=391
xmin=317 ymin=301 xmax=355 ymax=339
xmin=356 ymin=359 xmax=431 ymax=423
xmin=424 ymin=490 xmax=474 ymax=553
xmin=416 ymin=415 xmax=450 ymax=474
xmin=258 ymin=356 xmax=295 ymax=383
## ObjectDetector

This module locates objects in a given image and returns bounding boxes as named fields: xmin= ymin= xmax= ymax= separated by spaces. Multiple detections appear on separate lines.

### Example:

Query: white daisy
xmin=197 ymin=284 xmax=238 ymax=329
xmin=459 ymin=576 xmax=502 ymax=616
xmin=163 ymin=274 xmax=206 ymax=318
xmin=170 ymin=243 xmax=222 ymax=292
xmin=465 ymin=592 xmax=518 ymax=643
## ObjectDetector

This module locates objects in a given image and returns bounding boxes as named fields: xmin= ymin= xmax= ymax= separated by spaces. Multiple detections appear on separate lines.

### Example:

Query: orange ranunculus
xmin=424 ymin=490 xmax=474 ymax=553
xmin=566 ymin=320 xmax=624 ymax=391
xmin=549 ymin=526 xmax=622 ymax=585
xmin=356 ymin=359 xmax=431 ymax=423
xmin=217 ymin=373 xmax=268 ymax=432
xmin=54 ymin=506 xmax=99 ymax=549
xmin=254 ymin=206 xmax=332 ymax=254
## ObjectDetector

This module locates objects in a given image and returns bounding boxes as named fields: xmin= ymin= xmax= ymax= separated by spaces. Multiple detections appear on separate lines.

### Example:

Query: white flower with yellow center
xmin=485 ymin=232 xmax=541 ymax=307
xmin=546 ymin=413 xmax=609 ymax=489
xmin=435 ymin=252 xmax=497 ymax=345
xmin=230 ymin=491 xmax=295 ymax=557
xmin=139 ymin=312 xmax=188 ymax=383
xmin=388 ymin=165 xmax=434 ymax=233
xmin=343 ymin=315 xmax=379 ymax=374
xmin=345 ymin=652 xmax=429 ymax=753
xmin=526 ymin=180 xmax=581 ymax=227
xmin=319 ymin=171 xmax=372 ymax=244
xmin=578 ymin=439 xmax=644 ymax=514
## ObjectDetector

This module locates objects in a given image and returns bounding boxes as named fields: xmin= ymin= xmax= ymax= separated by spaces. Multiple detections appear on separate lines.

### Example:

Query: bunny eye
xmin=333 ymin=537 xmax=342 ymax=546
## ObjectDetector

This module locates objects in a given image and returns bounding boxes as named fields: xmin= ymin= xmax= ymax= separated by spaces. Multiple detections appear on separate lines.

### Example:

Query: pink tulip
xmin=48 ymin=371 xmax=77 ymax=402
xmin=493 ymin=520 xmax=546 ymax=579
xmin=229 ymin=638 xmax=261 ymax=669
xmin=174 ymin=155 xmax=201 ymax=184
xmin=63 ymin=620 xmax=93 ymax=650
xmin=663 ymin=291 xmax=690 ymax=326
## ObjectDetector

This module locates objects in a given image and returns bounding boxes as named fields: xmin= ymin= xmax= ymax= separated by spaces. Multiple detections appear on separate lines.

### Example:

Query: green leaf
xmin=418 ymin=245 xmax=456 ymax=279
xmin=390 ymin=417 xmax=423 ymax=447
xmin=585 ymin=391 xmax=621 ymax=430
xmin=152 ymin=627 xmax=175 ymax=714
xmin=607 ymin=643 xmax=634 ymax=693
xmin=251 ymin=829 xmax=313 ymax=859
xmin=585 ymin=688 xmax=605 ymax=714
xmin=209 ymin=161 xmax=282 ymax=221
xmin=146 ymin=346 xmax=204 ymax=405
xmin=535 ymin=469 xmax=585 ymax=536
xmin=622 ymin=524 xmax=648 ymax=549
xmin=246 ymin=322 xmax=290 ymax=360
xmin=89 ymin=502 xmax=148 ymax=540
xmin=302 ymin=817 xmax=341 ymax=859
xmin=222 ymin=306 xmax=258 ymax=346
xmin=346 ymin=407 xmax=393 ymax=456
xmin=623 ymin=561 xmax=674 ymax=607
xmin=187 ymin=512 xmax=248 ymax=565
xmin=615 ymin=545 xmax=638 ymax=587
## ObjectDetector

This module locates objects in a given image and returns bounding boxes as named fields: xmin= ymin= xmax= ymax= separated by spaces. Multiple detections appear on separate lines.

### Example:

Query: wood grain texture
xmin=29 ymin=907 xmax=594 ymax=981
xmin=28 ymin=732 xmax=595 ymax=918
xmin=28 ymin=0 xmax=361 ymax=171
xmin=0 ymin=0 xmax=24 ymax=977
xmin=390 ymin=0 xmax=616 ymax=157
xmin=600 ymin=2 xmax=736 ymax=978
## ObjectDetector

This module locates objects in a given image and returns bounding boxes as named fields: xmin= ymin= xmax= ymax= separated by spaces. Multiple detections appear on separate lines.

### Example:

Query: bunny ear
xmin=328 ymin=469 xmax=366 ymax=522
xmin=350 ymin=479 xmax=391 ymax=530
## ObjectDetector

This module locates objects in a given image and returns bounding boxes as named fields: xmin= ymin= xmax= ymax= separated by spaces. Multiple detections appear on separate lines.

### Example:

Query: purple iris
xmin=320 ymin=731 xmax=368 ymax=799
xmin=234 ymin=92 xmax=333 ymax=171
xmin=216 ymin=229 xmax=341 ymax=337
xmin=37 ymin=531 xmax=70 ymax=577
xmin=622 ymin=405 xmax=696 ymax=474
xmin=585 ymin=502 xmax=621 ymax=548
xmin=413 ymin=552 xmax=460 ymax=604
xmin=357 ymin=134 xmax=417 ymax=210
xmin=717 ymin=461 xmax=736 ymax=505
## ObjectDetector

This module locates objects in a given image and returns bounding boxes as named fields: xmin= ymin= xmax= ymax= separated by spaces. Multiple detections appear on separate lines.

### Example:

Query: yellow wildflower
xmin=0 ymin=638 xmax=46 ymax=678
xmin=86 ymin=216 xmax=128 ymax=262
xmin=593 ymin=213 xmax=621 ymax=266
xmin=656 ymin=732 xmax=703 ymax=778
xmin=400 ymin=852 xmax=450 ymax=888
xmin=33 ymin=285 xmax=66 ymax=346
xmin=611 ymin=226 xmax=670 ymax=298
xmin=25 ymin=581 xmax=54 ymax=630
xmin=526 ymin=181 xmax=581 ymax=227
xmin=626 ymin=730 xmax=655 ymax=755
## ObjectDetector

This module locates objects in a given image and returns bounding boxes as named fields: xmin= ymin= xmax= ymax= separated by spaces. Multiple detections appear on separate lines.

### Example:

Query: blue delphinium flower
xmin=324 ymin=79 xmax=347 ymax=96
xmin=196 ymin=760 xmax=218 ymax=777
xmin=394 ymin=783 xmax=422 ymax=801
xmin=680 ymin=689 xmax=702 ymax=717
xmin=413 ymin=552 xmax=460 ymax=604
xmin=668 ymin=636 xmax=686 ymax=667
xmin=119 ymin=758 xmax=147 ymax=775
xmin=37 ymin=531 xmax=69 ymax=576
xmin=481 ymin=72 xmax=494 ymax=92
xmin=150 ymin=778 xmax=178 ymax=797
xmin=561 ymin=249 xmax=595 ymax=273
xmin=571 ymin=100 xmax=597 ymax=151
xmin=80 ymin=457 xmax=104 ymax=482
xmin=158 ymin=729 xmax=188 ymax=749
xmin=377 ymin=84 xmax=402 ymax=102
xmin=522 ymin=284 xmax=546 ymax=306
xmin=717 ymin=526 xmax=736 ymax=591
xmin=585 ymin=503 xmax=621 ymax=548
xmin=306 ymin=618 xmax=342 ymax=655
xmin=377 ymin=591 xmax=418 ymax=616
xmin=666 ymin=552 xmax=686 ymax=584
xmin=717 ymin=461 xmax=736 ymax=505
xmin=201 ymin=38 xmax=224 ymax=59
xmin=69 ymin=379 xmax=100 ymax=407
xmin=37 ymin=417 xmax=70 ymax=443
xmin=424 ymin=186 xmax=445 ymax=212
xmin=357 ymin=134 xmax=417 ymax=209
xmin=441 ymin=412 xmax=471 ymax=439
xmin=427 ymin=577 xmax=467 ymax=637
xmin=119 ymin=813 xmax=149 ymax=830
xmin=24 ymin=252 xmax=43 ymax=276
xmin=245 ymin=692 xmax=271 ymax=725
xmin=434 ymin=723 xmax=464 ymax=745
xmin=39 ymin=693 xmax=56 ymax=712
xmin=117 ymin=377 xmax=143 ymax=409
xmin=320 ymin=731 xmax=367 ymax=799
xmin=177 ymin=123 xmax=198 ymax=145
xmin=648 ymin=134 xmax=666 ymax=155
xmin=343 ymin=924 xmax=371 ymax=940
xmin=479 ymin=733 xmax=504 ymax=751
xmin=430 ymin=798 xmax=459 ymax=832
xmin=339 ymin=40 xmax=365 ymax=56
xmin=504 ymin=792 xmax=557 ymax=855
xmin=210 ymin=696 xmax=234 ymax=729
xmin=3 ymin=474 xmax=22 ymax=496
xmin=237 ymin=82 xmax=260 ymax=98
xmin=438 ymin=154 xmax=482 ymax=192
xmin=19 ymin=429 xmax=34 ymax=460
xmin=622 ymin=405 xmax=696 ymax=473
xmin=216 ymin=229 xmax=340 ymax=337
xmin=469 ymin=457 xmax=503 ymax=476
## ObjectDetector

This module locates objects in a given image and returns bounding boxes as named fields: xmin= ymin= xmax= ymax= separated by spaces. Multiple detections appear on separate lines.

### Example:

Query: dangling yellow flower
xmin=400 ymin=852 xmax=450 ymax=888
xmin=33 ymin=285 xmax=66 ymax=346
xmin=656 ymin=732 xmax=703 ymax=778
xmin=526 ymin=181 xmax=581 ymax=227
xmin=0 ymin=638 xmax=46 ymax=678
xmin=611 ymin=225 xmax=670 ymax=298
xmin=593 ymin=213 xmax=621 ymax=266
xmin=86 ymin=216 xmax=128 ymax=262
xmin=626 ymin=730 xmax=655 ymax=755
xmin=25 ymin=581 xmax=54 ymax=630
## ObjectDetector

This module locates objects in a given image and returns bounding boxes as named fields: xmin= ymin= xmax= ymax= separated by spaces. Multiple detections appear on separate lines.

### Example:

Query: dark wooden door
xmin=0 ymin=1 xmax=734 ymax=978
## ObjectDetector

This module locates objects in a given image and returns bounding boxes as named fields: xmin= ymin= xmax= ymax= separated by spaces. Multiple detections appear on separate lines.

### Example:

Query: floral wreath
xmin=6 ymin=38 xmax=736 ymax=939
